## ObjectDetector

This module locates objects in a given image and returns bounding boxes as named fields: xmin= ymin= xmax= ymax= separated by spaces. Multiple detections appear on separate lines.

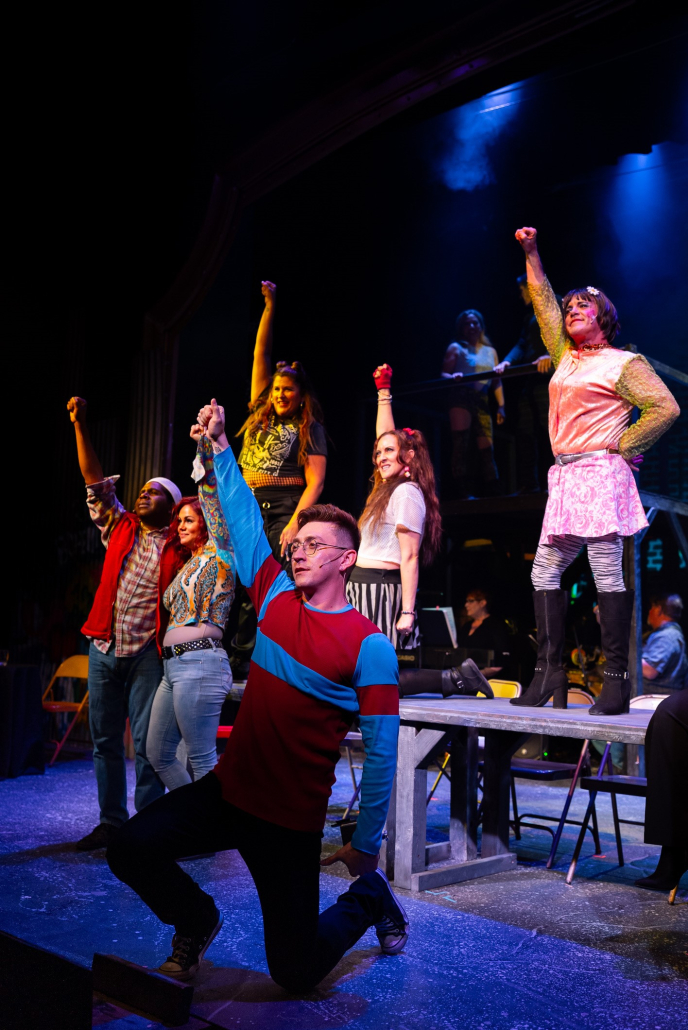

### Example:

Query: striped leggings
xmin=531 ymin=533 xmax=625 ymax=592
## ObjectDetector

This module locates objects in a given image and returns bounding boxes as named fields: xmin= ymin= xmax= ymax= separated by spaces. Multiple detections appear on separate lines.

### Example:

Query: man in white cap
xmin=67 ymin=397 xmax=182 ymax=850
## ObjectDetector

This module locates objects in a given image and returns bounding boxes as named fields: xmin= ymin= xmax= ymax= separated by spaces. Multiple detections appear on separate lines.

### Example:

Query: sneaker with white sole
xmin=373 ymin=868 xmax=409 ymax=955
xmin=157 ymin=909 xmax=223 ymax=980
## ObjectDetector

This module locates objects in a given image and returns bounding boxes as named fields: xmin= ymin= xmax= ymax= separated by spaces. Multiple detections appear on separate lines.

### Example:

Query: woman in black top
xmin=458 ymin=588 xmax=510 ymax=678
xmin=231 ymin=281 xmax=327 ymax=675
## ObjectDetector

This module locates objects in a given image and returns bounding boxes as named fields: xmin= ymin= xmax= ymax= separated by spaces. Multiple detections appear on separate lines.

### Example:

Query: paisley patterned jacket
xmin=164 ymin=436 xmax=236 ymax=631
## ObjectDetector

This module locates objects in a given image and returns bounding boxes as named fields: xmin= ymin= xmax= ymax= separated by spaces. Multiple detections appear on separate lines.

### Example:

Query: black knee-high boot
xmin=511 ymin=589 xmax=569 ymax=708
xmin=590 ymin=590 xmax=634 ymax=716
xmin=398 ymin=660 xmax=493 ymax=699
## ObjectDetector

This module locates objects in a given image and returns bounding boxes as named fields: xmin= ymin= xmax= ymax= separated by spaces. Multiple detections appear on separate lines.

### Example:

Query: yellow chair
xmin=427 ymin=681 xmax=521 ymax=802
xmin=42 ymin=655 xmax=89 ymax=766
xmin=483 ymin=679 xmax=521 ymax=698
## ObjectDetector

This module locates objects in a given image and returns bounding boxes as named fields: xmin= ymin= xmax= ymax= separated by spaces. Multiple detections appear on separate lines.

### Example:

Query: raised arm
xmin=192 ymin=431 xmax=235 ymax=569
xmin=67 ymin=397 xmax=104 ymax=485
xmin=615 ymin=356 xmax=680 ymax=458
xmin=200 ymin=399 xmax=289 ymax=612
xmin=250 ymin=281 xmax=277 ymax=404
xmin=373 ymin=364 xmax=395 ymax=437
xmin=514 ymin=228 xmax=568 ymax=367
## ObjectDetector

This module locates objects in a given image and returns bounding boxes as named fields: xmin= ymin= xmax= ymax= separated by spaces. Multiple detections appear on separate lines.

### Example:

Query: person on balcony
xmin=441 ymin=310 xmax=505 ymax=498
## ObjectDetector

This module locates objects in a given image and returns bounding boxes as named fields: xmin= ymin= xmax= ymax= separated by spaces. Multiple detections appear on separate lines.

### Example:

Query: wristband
xmin=400 ymin=610 xmax=415 ymax=617
xmin=373 ymin=364 xmax=393 ymax=391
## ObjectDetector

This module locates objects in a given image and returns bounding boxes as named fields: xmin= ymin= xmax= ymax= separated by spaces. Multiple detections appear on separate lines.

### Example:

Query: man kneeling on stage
xmin=107 ymin=398 xmax=408 ymax=992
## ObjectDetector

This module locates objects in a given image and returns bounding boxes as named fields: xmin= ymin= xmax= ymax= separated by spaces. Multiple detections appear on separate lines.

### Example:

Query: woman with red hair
xmin=146 ymin=430 xmax=236 ymax=789
xmin=347 ymin=364 xmax=441 ymax=650
xmin=348 ymin=366 xmax=492 ymax=700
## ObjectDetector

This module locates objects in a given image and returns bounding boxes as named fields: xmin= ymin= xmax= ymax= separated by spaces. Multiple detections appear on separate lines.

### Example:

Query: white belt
xmin=555 ymin=448 xmax=619 ymax=466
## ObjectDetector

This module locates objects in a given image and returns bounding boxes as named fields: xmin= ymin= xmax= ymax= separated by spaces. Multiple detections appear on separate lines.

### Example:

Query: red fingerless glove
xmin=373 ymin=364 xmax=393 ymax=390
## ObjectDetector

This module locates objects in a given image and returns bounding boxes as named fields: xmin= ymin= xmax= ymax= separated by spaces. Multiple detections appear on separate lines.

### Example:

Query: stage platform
xmin=1 ymin=756 xmax=686 ymax=1030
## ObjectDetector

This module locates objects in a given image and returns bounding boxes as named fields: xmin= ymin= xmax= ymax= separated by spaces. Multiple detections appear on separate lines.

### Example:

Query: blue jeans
xmin=88 ymin=641 xmax=165 ymax=827
xmin=146 ymin=647 xmax=231 ymax=790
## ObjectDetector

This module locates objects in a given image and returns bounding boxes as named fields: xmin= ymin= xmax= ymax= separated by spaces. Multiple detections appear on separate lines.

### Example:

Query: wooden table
xmin=383 ymin=698 xmax=652 ymax=892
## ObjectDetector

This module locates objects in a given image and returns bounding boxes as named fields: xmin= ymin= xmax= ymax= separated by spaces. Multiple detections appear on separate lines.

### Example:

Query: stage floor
xmin=1 ymin=756 xmax=686 ymax=1030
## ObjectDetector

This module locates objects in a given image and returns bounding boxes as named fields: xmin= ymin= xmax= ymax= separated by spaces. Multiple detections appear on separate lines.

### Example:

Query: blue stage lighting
xmin=436 ymin=83 xmax=523 ymax=191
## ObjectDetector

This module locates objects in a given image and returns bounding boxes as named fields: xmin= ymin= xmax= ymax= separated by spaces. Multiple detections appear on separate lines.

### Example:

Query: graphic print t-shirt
xmin=238 ymin=417 xmax=327 ymax=480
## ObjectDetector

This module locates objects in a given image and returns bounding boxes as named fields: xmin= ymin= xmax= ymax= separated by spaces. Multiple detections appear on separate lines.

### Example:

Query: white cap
xmin=147 ymin=477 xmax=182 ymax=506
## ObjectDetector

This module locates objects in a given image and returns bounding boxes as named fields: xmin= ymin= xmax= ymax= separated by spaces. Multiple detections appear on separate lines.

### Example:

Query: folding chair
xmin=335 ymin=731 xmax=365 ymax=821
xmin=565 ymin=695 xmax=667 ymax=884
xmin=42 ymin=655 xmax=90 ymax=766
xmin=507 ymin=688 xmax=600 ymax=862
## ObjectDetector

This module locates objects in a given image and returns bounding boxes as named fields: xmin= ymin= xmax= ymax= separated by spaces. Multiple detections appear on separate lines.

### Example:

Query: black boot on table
xmin=589 ymin=590 xmax=634 ymax=716
xmin=398 ymin=660 xmax=493 ymax=699
xmin=510 ymin=589 xmax=569 ymax=709
xmin=635 ymin=846 xmax=688 ymax=891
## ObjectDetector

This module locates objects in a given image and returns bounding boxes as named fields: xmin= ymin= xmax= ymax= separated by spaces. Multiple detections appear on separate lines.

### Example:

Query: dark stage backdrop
xmin=172 ymin=29 xmax=688 ymax=508
xmin=6 ymin=13 xmax=687 ymax=670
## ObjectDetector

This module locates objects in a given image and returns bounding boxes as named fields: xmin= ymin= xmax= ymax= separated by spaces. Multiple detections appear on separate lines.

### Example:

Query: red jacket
xmin=81 ymin=512 xmax=181 ymax=655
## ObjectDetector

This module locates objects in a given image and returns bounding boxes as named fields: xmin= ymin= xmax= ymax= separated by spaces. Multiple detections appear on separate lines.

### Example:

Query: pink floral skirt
xmin=540 ymin=454 xmax=647 ymax=544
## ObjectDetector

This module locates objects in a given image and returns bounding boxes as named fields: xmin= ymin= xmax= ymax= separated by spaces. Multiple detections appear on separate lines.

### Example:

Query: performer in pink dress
xmin=511 ymin=227 xmax=680 ymax=716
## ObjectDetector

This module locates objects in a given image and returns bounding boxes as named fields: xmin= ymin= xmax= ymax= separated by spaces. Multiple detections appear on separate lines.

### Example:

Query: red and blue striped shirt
xmin=212 ymin=445 xmax=399 ymax=854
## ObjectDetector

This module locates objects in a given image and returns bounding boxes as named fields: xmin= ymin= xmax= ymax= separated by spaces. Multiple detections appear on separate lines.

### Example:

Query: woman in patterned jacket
xmin=146 ymin=430 xmax=236 ymax=789
xmin=511 ymin=226 xmax=680 ymax=716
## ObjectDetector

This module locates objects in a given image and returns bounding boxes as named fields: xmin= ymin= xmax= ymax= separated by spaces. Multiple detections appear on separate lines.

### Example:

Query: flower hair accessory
xmin=586 ymin=286 xmax=600 ymax=296
xmin=402 ymin=427 xmax=415 ymax=437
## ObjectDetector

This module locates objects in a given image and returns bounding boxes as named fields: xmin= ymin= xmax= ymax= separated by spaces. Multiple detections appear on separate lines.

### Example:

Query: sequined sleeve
xmin=196 ymin=436 xmax=236 ymax=574
xmin=85 ymin=476 xmax=126 ymax=548
xmin=529 ymin=277 xmax=569 ymax=368
xmin=615 ymin=355 xmax=680 ymax=458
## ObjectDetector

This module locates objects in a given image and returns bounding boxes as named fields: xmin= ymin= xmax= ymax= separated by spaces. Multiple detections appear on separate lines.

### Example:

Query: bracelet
xmin=377 ymin=394 xmax=392 ymax=402
xmin=400 ymin=610 xmax=415 ymax=616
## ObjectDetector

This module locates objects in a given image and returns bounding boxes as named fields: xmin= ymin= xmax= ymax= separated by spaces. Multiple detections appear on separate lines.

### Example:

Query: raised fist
xmin=261 ymin=281 xmax=277 ymax=309
xmin=373 ymin=364 xmax=393 ymax=391
xmin=67 ymin=396 xmax=87 ymax=423
xmin=515 ymin=227 xmax=538 ymax=253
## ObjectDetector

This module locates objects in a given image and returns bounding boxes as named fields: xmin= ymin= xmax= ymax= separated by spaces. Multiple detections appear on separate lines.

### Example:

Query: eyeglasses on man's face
xmin=289 ymin=538 xmax=350 ymax=559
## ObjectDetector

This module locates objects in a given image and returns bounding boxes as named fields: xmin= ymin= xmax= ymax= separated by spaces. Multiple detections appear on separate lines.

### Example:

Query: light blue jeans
xmin=146 ymin=646 xmax=232 ymax=790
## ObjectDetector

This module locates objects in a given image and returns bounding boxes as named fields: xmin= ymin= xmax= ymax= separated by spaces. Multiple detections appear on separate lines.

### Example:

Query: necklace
xmin=578 ymin=340 xmax=607 ymax=352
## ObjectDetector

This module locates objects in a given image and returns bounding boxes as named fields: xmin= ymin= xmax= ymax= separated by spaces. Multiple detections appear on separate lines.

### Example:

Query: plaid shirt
xmin=86 ymin=477 xmax=167 ymax=657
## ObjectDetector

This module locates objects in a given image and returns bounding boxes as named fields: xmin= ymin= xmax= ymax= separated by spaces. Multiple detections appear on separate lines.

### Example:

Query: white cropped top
xmin=358 ymin=482 xmax=426 ymax=565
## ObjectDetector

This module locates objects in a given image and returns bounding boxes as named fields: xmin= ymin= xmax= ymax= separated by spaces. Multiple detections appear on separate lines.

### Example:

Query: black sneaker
xmin=75 ymin=823 xmax=119 ymax=851
xmin=158 ymin=909 xmax=223 ymax=980
xmin=373 ymin=868 xmax=409 ymax=955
